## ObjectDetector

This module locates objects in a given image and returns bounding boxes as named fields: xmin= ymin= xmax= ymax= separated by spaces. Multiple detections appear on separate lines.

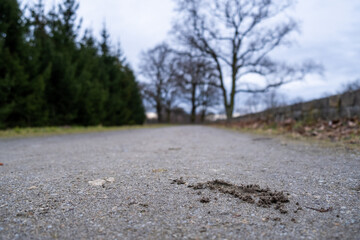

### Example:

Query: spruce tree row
xmin=0 ymin=0 xmax=145 ymax=129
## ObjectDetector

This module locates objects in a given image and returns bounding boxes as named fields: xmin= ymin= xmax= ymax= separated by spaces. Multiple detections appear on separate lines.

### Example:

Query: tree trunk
xmin=200 ymin=109 xmax=206 ymax=122
xmin=166 ymin=109 xmax=171 ymax=123
xmin=225 ymin=104 xmax=233 ymax=121
xmin=190 ymin=105 xmax=196 ymax=123
xmin=156 ymin=102 xmax=162 ymax=123
xmin=221 ymin=87 xmax=233 ymax=121
xmin=190 ymin=83 xmax=197 ymax=123
xmin=227 ymin=61 xmax=237 ymax=121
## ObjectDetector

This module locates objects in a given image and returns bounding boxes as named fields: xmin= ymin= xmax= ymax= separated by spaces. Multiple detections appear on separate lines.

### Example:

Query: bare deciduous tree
xmin=173 ymin=0 xmax=321 ymax=120
xmin=139 ymin=43 xmax=178 ymax=123
xmin=173 ymin=51 xmax=220 ymax=122
xmin=197 ymin=81 xmax=220 ymax=122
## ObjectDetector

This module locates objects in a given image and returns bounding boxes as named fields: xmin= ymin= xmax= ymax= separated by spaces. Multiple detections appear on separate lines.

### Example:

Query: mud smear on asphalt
xmin=189 ymin=180 xmax=290 ymax=213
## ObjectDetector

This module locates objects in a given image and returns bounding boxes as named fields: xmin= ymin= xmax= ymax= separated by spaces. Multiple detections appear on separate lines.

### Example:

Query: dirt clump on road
xmin=189 ymin=180 xmax=290 ymax=213
xmin=199 ymin=197 xmax=210 ymax=203
xmin=171 ymin=177 xmax=186 ymax=185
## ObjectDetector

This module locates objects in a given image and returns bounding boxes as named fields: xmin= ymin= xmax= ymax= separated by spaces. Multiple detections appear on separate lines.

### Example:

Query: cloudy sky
xmin=25 ymin=0 xmax=360 ymax=103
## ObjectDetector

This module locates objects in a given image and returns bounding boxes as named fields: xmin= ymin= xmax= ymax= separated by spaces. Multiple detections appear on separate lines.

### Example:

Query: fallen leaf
xmin=348 ymin=121 xmax=356 ymax=127
xmin=0 ymin=163 xmax=3 ymax=166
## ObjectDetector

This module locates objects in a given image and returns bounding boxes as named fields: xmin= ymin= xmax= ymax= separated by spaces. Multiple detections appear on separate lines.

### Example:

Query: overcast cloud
xmin=25 ymin=0 xmax=360 ymax=102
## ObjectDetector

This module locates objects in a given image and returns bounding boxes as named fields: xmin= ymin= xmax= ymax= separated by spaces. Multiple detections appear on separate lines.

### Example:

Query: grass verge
xmin=0 ymin=124 xmax=172 ymax=138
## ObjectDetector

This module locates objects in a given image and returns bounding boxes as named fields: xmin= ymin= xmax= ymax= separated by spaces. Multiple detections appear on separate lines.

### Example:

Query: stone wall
xmin=233 ymin=89 xmax=360 ymax=122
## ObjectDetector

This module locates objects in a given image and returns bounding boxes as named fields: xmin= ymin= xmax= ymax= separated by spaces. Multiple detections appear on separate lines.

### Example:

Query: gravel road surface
xmin=0 ymin=126 xmax=359 ymax=239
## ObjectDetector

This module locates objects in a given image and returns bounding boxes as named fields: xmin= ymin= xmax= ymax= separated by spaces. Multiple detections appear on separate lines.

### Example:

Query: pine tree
xmin=76 ymin=30 xmax=107 ymax=125
xmin=24 ymin=0 xmax=54 ymax=126
xmin=46 ymin=0 xmax=81 ymax=125
xmin=0 ymin=0 xmax=29 ymax=127
xmin=0 ymin=0 xmax=145 ymax=128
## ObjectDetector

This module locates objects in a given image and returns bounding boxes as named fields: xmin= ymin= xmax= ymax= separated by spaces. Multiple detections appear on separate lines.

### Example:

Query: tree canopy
xmin=171 ymin=0 xmax=321 ymax=119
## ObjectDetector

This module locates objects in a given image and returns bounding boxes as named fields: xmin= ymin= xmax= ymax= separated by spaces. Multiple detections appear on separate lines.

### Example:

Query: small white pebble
xmin=88 ymin=179 xmax=106 ymax=186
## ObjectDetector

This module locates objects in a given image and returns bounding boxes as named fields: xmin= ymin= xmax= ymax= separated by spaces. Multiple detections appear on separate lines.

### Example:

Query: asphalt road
xmin=0 ymin=126 xmax=359 ymax=239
